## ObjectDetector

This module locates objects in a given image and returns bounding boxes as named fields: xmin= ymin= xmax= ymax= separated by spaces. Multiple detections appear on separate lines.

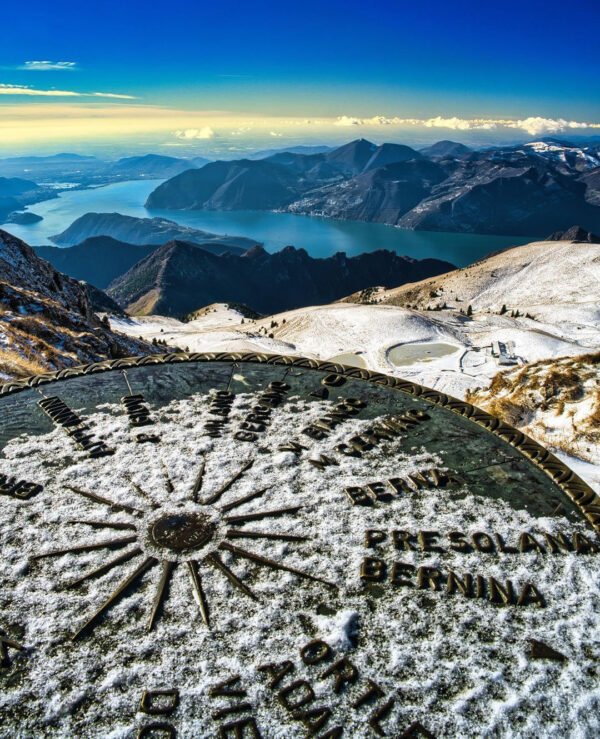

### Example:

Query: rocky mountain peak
xmin=547 ymin=225 xmax=600 ymax=242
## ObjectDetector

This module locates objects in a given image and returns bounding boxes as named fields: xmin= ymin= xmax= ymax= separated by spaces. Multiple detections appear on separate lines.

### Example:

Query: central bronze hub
xmin=150 ymin=512 xmax=216 ymax=552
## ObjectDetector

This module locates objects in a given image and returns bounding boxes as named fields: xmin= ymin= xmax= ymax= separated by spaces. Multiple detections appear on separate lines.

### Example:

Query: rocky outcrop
xmin=0 ymin=229 xmax=160 ymax=379
xmin=547 ymin=225 xmax=600 ymax=243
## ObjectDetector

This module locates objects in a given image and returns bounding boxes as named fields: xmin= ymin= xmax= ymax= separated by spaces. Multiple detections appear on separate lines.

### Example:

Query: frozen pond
xmin=388 ymin=341 xmax=460 ymax=367
xmin=327 ymin=352 xmax=367 ymax=368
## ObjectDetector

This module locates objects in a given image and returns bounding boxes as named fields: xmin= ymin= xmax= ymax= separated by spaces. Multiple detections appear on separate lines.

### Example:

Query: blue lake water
xmin=2 ymin=178 xmax=533 ymax=266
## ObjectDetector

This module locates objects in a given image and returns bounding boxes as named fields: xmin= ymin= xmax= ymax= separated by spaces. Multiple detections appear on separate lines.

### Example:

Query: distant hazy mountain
xmin=189 ymin=156 xmax=212 ymax=168
xmin=5 ymin=211 xmax=43 ymax=224
xmin=288 ymin=159 xmax=446 ymax=223
xmin=249 ymin=145 xmax=334 ymax=160
xmin=35 ymin=236 xmax=159 ymax=289
xmin=146 ymin=139 xmax=420 ymax=210
xmin=419 ymin=140 xmax=472 ymax=158
xmin=0 ymin=154 xmax=104 ymax=183
xmin=324 ymin=138 xmax=379 ymax=174
xmin=0 ymin=177 xmax=54 ymax=221
xmin=146 ymin=138 xmax=600 ymax=236
xmin=51 ymin=212 xmax=258 ymax=252
xmin=363 ymin=143 xmax=423 ymax=171
xmin=0 ymin=152 xmax=210 ymax=189
xmin=0 ymin=153 xmax=97 ymax=163
xmin=146 ymin=159 xmax=303 ymax=210
xmin=108 ymin=154 xmax=199 ymax=179
xmin=287 ymin=141 xmax=600 ymax=235
xmin=0 ymin=177 xmax=41 ymax=197
xmin=107 ymin=241 xmax=455 ymax=316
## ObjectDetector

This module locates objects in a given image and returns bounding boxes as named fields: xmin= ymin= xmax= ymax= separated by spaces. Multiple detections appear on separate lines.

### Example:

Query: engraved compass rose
xmin=0 ymin=354 xmax=598 ymax=738
xmin=31 ymin=449 xmax=335 ymax=639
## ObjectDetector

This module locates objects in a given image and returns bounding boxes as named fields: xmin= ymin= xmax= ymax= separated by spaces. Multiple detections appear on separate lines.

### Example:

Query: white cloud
xmin=174 ymin=127 xmax=215 ymax=140
xmin=333 ymin=113 xmax=600 ymax=135
xmin=269 ymin=131 xmax=282 ymax=137
xmin=90 ymin=91 xmax=137 ymax=99
xmin=422 ymin=116 xmax=496 ymax=131
xmin=20 ymin=61 xmax=77 ymax=71
xmin=504 ymin=117 xmax=592 ymax=136
xmin=230 ymin=125 xmax=252 ymax=136
xmin=334 ymin=115 xmax=403 ymax=126
xmin=0 ymin=83 xmax=135 ymax=99
xmin=334 ymin=116 xmax=363 ymax=126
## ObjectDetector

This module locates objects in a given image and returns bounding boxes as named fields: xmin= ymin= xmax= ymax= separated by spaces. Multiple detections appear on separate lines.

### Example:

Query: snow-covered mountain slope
xmin=523 ymin=141 xmax=600 ymax=170
xmin=110 ymin=238 xmax=600 ymax=491
xmin=368 ymin=239 xmax=600 ymax=329
xmin=0 ymin=229 xmax=159 ymax=380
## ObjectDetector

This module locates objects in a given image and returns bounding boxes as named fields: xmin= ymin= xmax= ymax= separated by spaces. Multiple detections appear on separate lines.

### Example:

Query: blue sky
xmin=0 ymin=0 xmax=599 ymax=153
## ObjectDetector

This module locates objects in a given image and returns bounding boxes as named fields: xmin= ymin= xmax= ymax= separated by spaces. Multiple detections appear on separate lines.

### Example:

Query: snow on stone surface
xmin=0 ymin=389 xmax=599 ymax=737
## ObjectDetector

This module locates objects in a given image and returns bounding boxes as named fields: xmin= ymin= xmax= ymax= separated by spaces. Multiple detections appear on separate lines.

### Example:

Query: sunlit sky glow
xmin=1 ymin=0 xmax=598 ymax=156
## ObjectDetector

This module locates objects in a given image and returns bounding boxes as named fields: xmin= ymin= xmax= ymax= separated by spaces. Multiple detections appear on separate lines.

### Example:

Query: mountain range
xmin=0 ymin=152 xmax=211 ymax=191
xmin=146 ymin=138 xmax=600 ymax=236
xmin=106 ymin=242 xmax=455 ymax=316
xmin=35 ymin=236 xmax=159 ymax=289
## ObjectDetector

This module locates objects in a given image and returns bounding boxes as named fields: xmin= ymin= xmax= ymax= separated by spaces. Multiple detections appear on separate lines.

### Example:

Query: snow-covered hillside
xmin=110 ymin=240 xmax=600 ymax=491
xmin=523 ymin=141 xmax=600 ymax=170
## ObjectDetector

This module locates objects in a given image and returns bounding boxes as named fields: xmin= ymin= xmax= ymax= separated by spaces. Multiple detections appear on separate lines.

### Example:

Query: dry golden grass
xmin=0 ymin=348 xmax=48 ymax=379
xmin=467 ymin=350 xmax=600 ymax=459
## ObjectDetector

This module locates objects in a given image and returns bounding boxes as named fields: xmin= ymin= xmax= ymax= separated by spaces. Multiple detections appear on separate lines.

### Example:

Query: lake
xmin=2 ymin=178 xmax=533 ymax=265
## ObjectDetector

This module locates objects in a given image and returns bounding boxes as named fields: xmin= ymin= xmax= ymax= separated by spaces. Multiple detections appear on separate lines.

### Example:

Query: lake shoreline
xmin=1 ymin=178 xmax=534 ymax=266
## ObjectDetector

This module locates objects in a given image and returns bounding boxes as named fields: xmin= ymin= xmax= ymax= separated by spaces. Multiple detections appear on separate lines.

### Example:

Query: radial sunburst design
xmin=31 ymin=454 xmax=336 ymax=640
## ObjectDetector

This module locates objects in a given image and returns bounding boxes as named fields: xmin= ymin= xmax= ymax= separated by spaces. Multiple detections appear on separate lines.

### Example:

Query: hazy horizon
xmin=0 ymin=0 xmax=598 ymax=156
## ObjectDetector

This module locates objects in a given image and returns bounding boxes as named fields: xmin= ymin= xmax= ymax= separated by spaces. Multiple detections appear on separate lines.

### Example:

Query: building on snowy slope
xmin=0 ymin=229 xmax=161 ymax=380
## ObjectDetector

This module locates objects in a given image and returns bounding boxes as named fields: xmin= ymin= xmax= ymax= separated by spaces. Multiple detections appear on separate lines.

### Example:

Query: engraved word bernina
xmin=360 ymin=558 xmax=545 ymax=608
xmin=346 ymin=469 xmax=460 ymax=505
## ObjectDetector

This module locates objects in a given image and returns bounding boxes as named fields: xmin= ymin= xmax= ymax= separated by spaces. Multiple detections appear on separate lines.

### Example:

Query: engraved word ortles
xmin=256 ymin=638 xmax=433 ymax=737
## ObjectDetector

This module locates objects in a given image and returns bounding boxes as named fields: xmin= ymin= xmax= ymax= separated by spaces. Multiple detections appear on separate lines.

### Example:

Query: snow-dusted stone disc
xmin=0 ymin=353 xmax=598 ymax=738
